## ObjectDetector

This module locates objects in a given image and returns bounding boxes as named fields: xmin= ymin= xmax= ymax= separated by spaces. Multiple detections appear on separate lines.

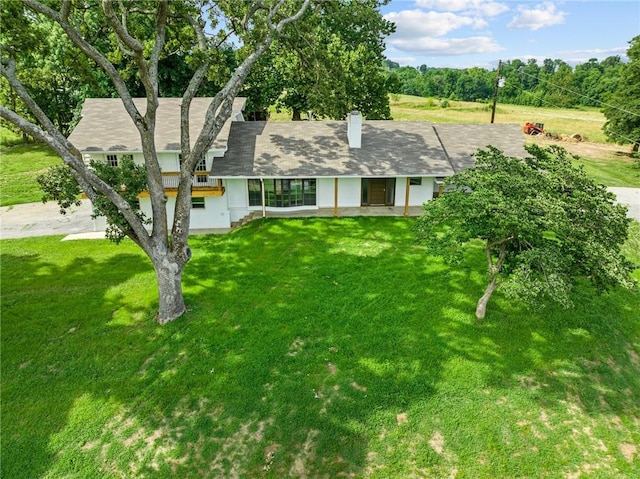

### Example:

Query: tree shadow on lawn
xmin=2 ymin=220 xmax=638 ymax=478
xmin=1 ymin=243 xmax=156 ymax=479
xmin=175 ymin=217 xmax=640 ymax=476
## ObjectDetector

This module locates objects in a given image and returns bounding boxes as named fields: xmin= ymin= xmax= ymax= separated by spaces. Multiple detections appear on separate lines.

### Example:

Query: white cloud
xmin=387 ymin=56 xmax=418 ymax=66
xmin=507 ymin=2 xmax=566 ymax=31
xmin=415 ymin=0 xmax=509 ymax=17
xmin=384 ymin=10 xmax=487 ymax=39
xmin=387 ymin=36 xmax=504 ymax=56
xmin=558 ymin=46 xmax=628 ymax=58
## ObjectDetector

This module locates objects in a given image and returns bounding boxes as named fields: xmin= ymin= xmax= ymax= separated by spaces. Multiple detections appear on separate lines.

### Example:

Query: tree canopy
xmin=413 ymin=145 xmax=634 ymax=320
xmin=1 ymin=0 xmax=395 ymax=136
xmin=386 ymin=54 xmax=627 ymax=110
xmin=0 ymin=0 xmax=314 ymax=323
xmin=603 ymin=35 xmax=640 ymax=153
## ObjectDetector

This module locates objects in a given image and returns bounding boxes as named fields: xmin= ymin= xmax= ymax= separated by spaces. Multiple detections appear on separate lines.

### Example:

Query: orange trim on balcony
xmin=138 ymin=173 xmax=225 ymax=198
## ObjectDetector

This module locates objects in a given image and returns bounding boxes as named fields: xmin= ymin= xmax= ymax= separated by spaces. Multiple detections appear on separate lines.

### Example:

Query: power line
xmin=507 ymin=81 xmax=639 ymax=145
xmin=518 ymin=68 xmax=640 ymax=119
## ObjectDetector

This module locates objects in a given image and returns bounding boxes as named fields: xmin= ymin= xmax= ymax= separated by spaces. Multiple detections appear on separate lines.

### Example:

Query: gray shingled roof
xmin=68 ymin=97 xmax=246 ymax=153
xmin=213 ymin=121 xmax=526 ymax=178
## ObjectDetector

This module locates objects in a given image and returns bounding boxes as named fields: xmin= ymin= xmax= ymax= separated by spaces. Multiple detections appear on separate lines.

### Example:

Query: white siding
xmin=189 ymin=196 xmax=230 ymax=229
xmin=317 ymin=178 xmax=335 ymax=208
xmin=410 ymin=178 xmax=434 ymax=205
xmin=338 ymin=178 xmax=361 ymax=207
xmin=226 ymin=178 xmax=250 ymax=222
xmin=318 ymin=178 xmax=361 ymax=207
xmin=157 ymin=152 xmax=179 ymax=171
xmin=395 ymin=177 xmax=434 ymax=206
xmin=139 ymin=196 xmax=231 ymax=230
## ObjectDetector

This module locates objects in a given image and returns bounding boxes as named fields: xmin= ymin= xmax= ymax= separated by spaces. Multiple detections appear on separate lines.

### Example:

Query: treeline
xmin=386 ymin=57 xmax=626 ymax=109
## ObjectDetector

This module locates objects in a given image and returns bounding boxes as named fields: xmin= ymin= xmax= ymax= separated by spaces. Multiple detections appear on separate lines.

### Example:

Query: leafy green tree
xmin=1 ymin=0 xmax=313 ymax=324
xmin=37 ymin=157 xmax=149 ymax=242
xmin=413 ymin=145 xmax=634 ymax=320
xmin=245 ymin=0 xmax=394 ymax=120
xmin=603 ymin=35 xmax=640 ymax=153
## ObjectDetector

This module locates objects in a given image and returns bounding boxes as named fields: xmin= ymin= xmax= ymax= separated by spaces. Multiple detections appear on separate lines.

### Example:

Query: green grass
xmin=573 ymin=154 xmax=640 ymax=188
xmin=388 ymin=94 xmax=607 ymax=142
xmin=2 ymin=217 xmax=639 ymax=478
xmin=0 ymin=127 xmax=61 ymax=206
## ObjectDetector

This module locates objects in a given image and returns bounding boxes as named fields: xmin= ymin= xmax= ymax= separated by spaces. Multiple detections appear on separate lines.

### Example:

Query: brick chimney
xmin=347 ymin=111 xmax=362 ymax=148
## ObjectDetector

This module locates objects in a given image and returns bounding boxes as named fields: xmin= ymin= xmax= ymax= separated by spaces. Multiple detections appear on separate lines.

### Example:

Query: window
xmin=191 ymin=197 xmax=205 ymax=209
xmin=195 ymin=159 xmax=207 ymax=172
xmin=248 ymin=179 xmax=316 ymax=207
xmin=248 ymin=179 xmax=262 ymax=206
xmin=196 ymin=174 xmax=209 ymax=184
xmin=409 ymin=177 xmax=422 ymax=186
xmin=107 ymin=154 xmax=118 ymax=167
xmin=179 ymin=155 xmax=207 ymax=173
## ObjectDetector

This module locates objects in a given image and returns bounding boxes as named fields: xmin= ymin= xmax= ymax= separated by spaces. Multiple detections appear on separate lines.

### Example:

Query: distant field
xmin=389 ymin=95 xmax=608 ymax=143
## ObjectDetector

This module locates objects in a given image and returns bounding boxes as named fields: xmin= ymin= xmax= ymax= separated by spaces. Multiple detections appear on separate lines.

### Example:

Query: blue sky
xmin=381 ymin=0 xmax=640 ymax=69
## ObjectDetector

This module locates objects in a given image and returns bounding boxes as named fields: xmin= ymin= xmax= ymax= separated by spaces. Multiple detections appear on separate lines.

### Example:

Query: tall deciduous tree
xmin=0 ymin=0 xmax=312 ymax=323
xmin=244 ymin=0 xmax=394 ymax=120
xmin=603 ymin=35 xmax=640 ymax=153
xmin=413 ymin=145 xmax=634 ymax=320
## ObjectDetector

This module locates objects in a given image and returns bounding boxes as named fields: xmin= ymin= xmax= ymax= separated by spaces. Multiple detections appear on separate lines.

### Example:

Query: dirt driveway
xmin=527 ymin=134 xmax=633 ymax=163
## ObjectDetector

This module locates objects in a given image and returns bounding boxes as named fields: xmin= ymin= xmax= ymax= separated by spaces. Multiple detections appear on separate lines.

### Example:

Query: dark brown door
xmin=369 ymin=179 xmax=387 ymax=205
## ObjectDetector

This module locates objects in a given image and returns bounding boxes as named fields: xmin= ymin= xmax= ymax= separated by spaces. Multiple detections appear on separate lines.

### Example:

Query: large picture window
xmin=248 ymin=179 xmax=316 ymax=207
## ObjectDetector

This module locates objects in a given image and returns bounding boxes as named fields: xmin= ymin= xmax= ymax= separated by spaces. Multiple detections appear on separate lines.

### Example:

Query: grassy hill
xmin=0 ymin=128 xmax=61 ymax=207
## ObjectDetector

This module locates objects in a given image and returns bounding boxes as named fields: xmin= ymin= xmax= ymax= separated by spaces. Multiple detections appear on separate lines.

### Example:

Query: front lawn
xmin=1 ymin=217 xmax=639 ymax=478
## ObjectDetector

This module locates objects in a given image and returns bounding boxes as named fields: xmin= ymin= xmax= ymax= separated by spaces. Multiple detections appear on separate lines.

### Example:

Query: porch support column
xmin=260 ymin=178 xmax=266 ymax=218
xmin=333 ymin=177 xmax=338 ymax=218
xmin=404 ymin=177 xmax=410 ymax=217
xmin=334 ymin=178 xmax=339 ymax=217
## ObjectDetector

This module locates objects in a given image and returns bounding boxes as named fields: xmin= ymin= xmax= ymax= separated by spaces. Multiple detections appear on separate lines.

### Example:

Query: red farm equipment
xmin=523 ymin=122 xmax=545 ymax=135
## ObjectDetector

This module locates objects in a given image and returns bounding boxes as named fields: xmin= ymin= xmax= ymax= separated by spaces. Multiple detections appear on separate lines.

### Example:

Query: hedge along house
xmin=68 ymin=98 xmax=526 ymax=232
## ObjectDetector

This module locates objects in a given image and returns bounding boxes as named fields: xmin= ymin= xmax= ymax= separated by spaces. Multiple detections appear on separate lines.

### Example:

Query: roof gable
xmin=68 ymin=97 xmax=246 ymax=153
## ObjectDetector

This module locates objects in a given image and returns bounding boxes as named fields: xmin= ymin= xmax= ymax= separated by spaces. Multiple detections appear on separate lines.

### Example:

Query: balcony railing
xmin=161 ymin=173 xmax=220 ymax=189
xmin=139 ymin=172 xmax=224 ymax=198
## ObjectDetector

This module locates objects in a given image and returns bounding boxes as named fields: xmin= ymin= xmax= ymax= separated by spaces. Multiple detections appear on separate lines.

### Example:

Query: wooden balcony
xmin=138 ymin=172 xmax=225 ymax=198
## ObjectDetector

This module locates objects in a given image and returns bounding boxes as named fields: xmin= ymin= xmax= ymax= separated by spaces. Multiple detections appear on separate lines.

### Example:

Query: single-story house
xmin=68 ymin=97 xmax=526 ymax=232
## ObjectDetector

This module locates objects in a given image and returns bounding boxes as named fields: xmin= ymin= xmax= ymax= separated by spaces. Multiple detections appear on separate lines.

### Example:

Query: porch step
xmin=231 ymin=211 xmax=259 ymax=230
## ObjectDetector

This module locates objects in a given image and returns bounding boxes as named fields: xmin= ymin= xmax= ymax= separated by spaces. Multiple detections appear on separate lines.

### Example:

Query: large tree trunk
xmin=153 ymin=256 xmax=186 ymax=324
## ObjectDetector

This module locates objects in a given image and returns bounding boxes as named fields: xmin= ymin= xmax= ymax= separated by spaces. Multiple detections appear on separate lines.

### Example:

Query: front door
xmin=362 ymin=178 xmax=395 ymax=206
xmin=369 ymin=179 xmax=387 ymax=205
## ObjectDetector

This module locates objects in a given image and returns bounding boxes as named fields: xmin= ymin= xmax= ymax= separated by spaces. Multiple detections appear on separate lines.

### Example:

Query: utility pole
xmin=490 ymin=60 xmax=502 ymax=123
